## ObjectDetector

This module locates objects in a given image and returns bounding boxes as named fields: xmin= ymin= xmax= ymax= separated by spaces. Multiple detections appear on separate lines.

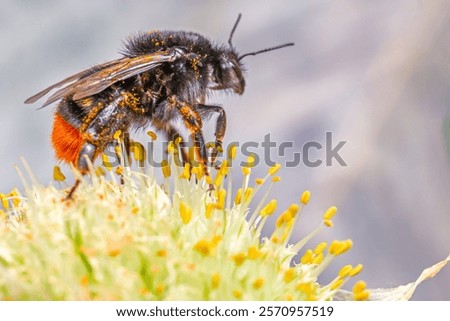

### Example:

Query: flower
xmin=0 ymin=146 xmax=447 ymax=300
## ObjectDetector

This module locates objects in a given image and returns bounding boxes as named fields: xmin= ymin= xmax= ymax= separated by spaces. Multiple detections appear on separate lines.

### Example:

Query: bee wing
xmin=25 ymin=49 xmax=180 ymax=107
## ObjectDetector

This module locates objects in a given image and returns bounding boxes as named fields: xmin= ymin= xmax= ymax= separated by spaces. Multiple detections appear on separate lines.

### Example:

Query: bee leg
xmin=65 ymin=142 xmax=97 ymax=200
xmin=165 ymin=125 xmax=189 ymax=167
xmin=172 ymin=98 xmax=212 ymax=189
xmin=196 ymin=105 xmax=227 ymax=168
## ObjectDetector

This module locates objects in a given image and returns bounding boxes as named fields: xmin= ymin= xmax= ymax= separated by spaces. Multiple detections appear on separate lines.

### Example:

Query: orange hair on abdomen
xmin=51 ymin=113 xmax=83 ymax=165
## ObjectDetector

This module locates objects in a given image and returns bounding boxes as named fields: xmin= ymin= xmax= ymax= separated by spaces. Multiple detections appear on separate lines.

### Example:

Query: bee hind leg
xmin=65 ymin=142 xmax=97 ymax=200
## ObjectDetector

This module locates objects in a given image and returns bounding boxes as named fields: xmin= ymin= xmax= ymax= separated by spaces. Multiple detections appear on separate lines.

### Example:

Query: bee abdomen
xmin=51 ymin=113 xmax=84 ymax=165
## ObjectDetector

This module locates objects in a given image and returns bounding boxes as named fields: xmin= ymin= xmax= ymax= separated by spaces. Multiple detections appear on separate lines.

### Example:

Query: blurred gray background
xmin=1 ymin=0 xmax=449 ymax=300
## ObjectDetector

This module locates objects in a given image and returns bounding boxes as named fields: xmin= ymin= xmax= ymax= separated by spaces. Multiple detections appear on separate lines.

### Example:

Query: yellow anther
xmin=234 ymin=188 xmax=242 ymax=205
xmin=247 ymin=246 xmax=262 ymax=260
xmin=102 ymin=153 xmax=113 ymax=171
xmin=219 ymin=159 xmax=229 ymax=176
xmin=179 ymin=201 xmax=192 ymax=224
xmin=323 ymin=206 xmax=337 ymax=220
xmin=252 ymin=277 xmax=264 ymax=289
xmin=132 ymin=144 xmax=146 ymax=162
xmin=193 ymin=239 xmax=212 ymax=256
xmin=349 ymin=264 xmax=364 ymax=277
xmin=113 ymin=130 xmax=122 ymax=140
xmin=301 ymin=249 xmax=314 ymax=264
xmin=242 ymin=167 xmax=251 ymax=176
xmin=288 ymin=204 xmax=299 ymax=215
xmin=53 ymin=166 xmax=66 ymax=181
xmin=338 ymin=265 xmax=353 ymax=278
xmin=0 ymin=193 xmax=9 ymax=209
xmin=155 ymin=284 xmax=165 ymax=295
xmin=131 ymin=206 xmax=140 ymax=215
xmin=323 ymin=219 xmax=334 ymax=227
xmin=329 ymin=239 xmax=353 ymax=256
xmin=205 ymin=175 xmax=213 ymax=185
xmin=353 ymin=280 xmax=367 ymax=293
xmin=174 ymin=136 xmax=183 ymax=146
xmin=233 ymin=290 xmax=242 ymax=299
xmin=255 ymin=178 xmax=265 ymax=185
xmin=205 ymin=203 xmax=214 ymax=219
xmin=167 ymin=141 xmax=175 ymax=154
xmin=214 ymin=173 xmax=223 ymax=187
xmin=300 ymin=190 xmax=311 ymax=205
xmin=246 ymin=155 xmax=255 ymax=167
xmin=216 ymin=189 xmax=226 ymax=209
xmin=156 ymin=249 xmax=167 ymax=257
xmin=95 ymin=166 xmax=106 ymax=176
xmin=115 ymin=166 xmax=123 ymax=176
xmin=311 ymin=252 xmax=324 ymax=264
xmin=244 ymin=188 xmax=253 ymax=202
xmin=283 ymin=268 xmax=296 ymax=283
xmin=180 ymin=163 xmax=191 ymax=179
xmin=231 ymin=253 xmax=246 ymax=266
xmin=331 ymin=278 xmax=344 ymax=290
xmin=313 ymin=242 xmax=327 ymax=255
xmin=260 ymin=199 xmax=277 ymax=217
xmin=268 ymin=163 xmax=281 ymax=175
xmin=271 ymin=176 xmax=281 ymax=182
xmin=161 ymin=160 xmax=171 ymax=177
xmin=211 ymin=273 xmax=221 ymax=289
xmin=228 ymin=144 xmax=237 ymax=160
xmin=353 ymin=280 xmax=370 ymax=301
xmin=147 ymin=130 xmax=157 ymax=140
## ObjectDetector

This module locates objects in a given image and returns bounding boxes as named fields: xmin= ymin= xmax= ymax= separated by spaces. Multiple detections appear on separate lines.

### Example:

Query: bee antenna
xmin=238 ymin=42 xmax=295 ymax=61
xmin=228 ymin=13 xmax=242 ymax=48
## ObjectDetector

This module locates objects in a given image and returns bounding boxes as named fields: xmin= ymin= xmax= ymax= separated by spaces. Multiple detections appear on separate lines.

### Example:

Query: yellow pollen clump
xmin=300 ymin=190 xmax=311 ymax=205
xmin=234 ymin=188 xmax=242 ymax=205
xmin=211 ymin=273 xmax=221 ymax=289
xmin=255 ymin=178 xmax=265 ymax=185
xmin=161 ymin=160 xmax=171 ymax=178
xmin=179 ymin=202 xmax=192 ymax=224
xmin=102 ymin=153 xmax=113 ymax=171
xmin=331 ymin=278 xmax=344 ymax=290
xmin=219 ymin=160 xmax=229 ymax=176
xmin=323 ymin=206 xmax=337 ymax=220
xmin=246 ymin=155 xmax=255 ymax=167
xmin=233 ymin=290 xmax=242 ymax=299
xmin=0 ymin=193 xmax=9 ymax=209
xmin=339 ymin=265 xmax=353 ymax=278
xmin=113 ymin=130 xmax=122 ymax=140
xmin=252 ymin=277 xmax=265 ymax=289
xmin=180 ymin=163 xmax=191 ymax=179
xmin=329 ymin=239 xmax=353 ymax=256
xmin=216 ymin=189 xmax=226 ymax=209
xmin=131 ymin=206 xmax=139 ymax=215
xmin=283 ymin=268 xmax=296 ymax=283
xmin=349 ymin=264 xmax=364 ymax=277
xmin=214 ymin=173 xmax=223 ymax=187
xmin=147 ymin=130 xmax=157 ymax=140
xmin=228 ymin=144 xmax=237 ymax=160
xmin=205 ymin=203 xmax=214 ymax=219
xmin=260 ymin=199 xmax=277 ymax=217
xmin=247 ymin=246 xmax=263 ymax=260
xmin=115 ymin=166 xmax=124 ymax=176
xmin=242 ymin=167 xmax=251 ymax=176
xmin=314 ymin=242 xmax=327 ymax=255
xmin=132 ymin=145 xmax=146 ymax=162
xmin=193 ymin=239 xmax=212 ymax=256
xmin=231 ymin=253 xmax=246 ymax=266
xmin=156 ymin=249 xmax=167 ymax=257
xmin=323 ymin=219 xmax=334 ymax=227
xmin=353 ymin=280 xmax=369 ymax=301
xmin=268 ymin=163 xmax=281 ymax=175
xmin=301 ymin=249 xmax=314 ymax=264
xmin=244 ymin=188 xmax=253 ymax=202
xmin=53 ymin=166 xmax=66 ymax=181
xmin=271 ymin=176 xmax=281 ymax=182
xmin=167 ymin=141 xmax=175 ymax=154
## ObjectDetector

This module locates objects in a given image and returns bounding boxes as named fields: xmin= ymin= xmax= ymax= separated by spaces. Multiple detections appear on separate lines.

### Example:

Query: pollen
xmin=0 ymin=193 xmax=9 ymax=209
xmin=283 ymin=268 xmax=296 ymax=283
xmin=211 ymin=273 xmax=221 ymax=289
xmin=228 ymin=144 xmax=237 ymax=160
xmin=301 ymin=249 xmax=314 ymax=264
xmin=161 ymin=160 xmax=171 ymax=178
xmin=231 ymin=253 xmax=246 ymax=266
xmin=53 ymin=166 xmax=66 ymax=181
xmin=300 ymin=190 xmax=311 ymax=205
xmin=331 ymin=278 xmax=344 ymax=290
xmin=247 ymin=246 xmax=262 ymax=260
xmin=349 ymin=264 xmax=364 ymax=277
xmin=271 ymin=176 xmax=281 ymax=182
xmin=329 ymin=239 xmax=353 ymax=256
xmin=255 ymin=178 xmax=265 ymax=185
xmin=113 ymin=130 xmax=122 ymax=140
xmin=233 ymin=290 xmax=242 ymax=299
xmin=205 ymin=203 xmax=214 ymax=219
xmin=147 ymin=131 xmax=157 ymax=140
xmin=242 ymin=167 xmax=251 ymax=176
xmin=179 ymin=201 xmax=192 ymax=224
xmin=268 ymin=163 xmax=281 ymax=176
xmin=180 ymin=163 xmax=191 ymax=179
xmin=352 ymin=280 xmax=369 ymax=301
xmin=193 ymin=239 xmax=212 ymax=256
xmin=234 ymin=188 xmax=242 ymax=205
xmin=338 ymin=265 xmax=353 ymax=278
xmin=323 ymin=206 xmax=337 ymax=220
xmin=260 ymin=199 xmax=277 ymax=217
xmin=252 ymin=277 xmax=264 ymax=289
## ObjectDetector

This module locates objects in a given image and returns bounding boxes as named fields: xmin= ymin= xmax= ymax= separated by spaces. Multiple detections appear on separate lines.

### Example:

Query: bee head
xmin=208 ymin=14 xmax=294 ymax=95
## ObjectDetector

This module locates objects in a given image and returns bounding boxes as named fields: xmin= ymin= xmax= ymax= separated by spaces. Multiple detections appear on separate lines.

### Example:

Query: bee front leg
xmin=66 ymin=142 xmax=97 ymax=200
xmin=197 ymin=104 xmax=227 ymax=167
xmin=171 ymin=97 xmax=212 ymax=188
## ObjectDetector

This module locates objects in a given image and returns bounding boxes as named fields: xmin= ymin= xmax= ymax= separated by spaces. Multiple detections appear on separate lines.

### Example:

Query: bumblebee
xmin=25 ymin=14 xmax=294 ymax=197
